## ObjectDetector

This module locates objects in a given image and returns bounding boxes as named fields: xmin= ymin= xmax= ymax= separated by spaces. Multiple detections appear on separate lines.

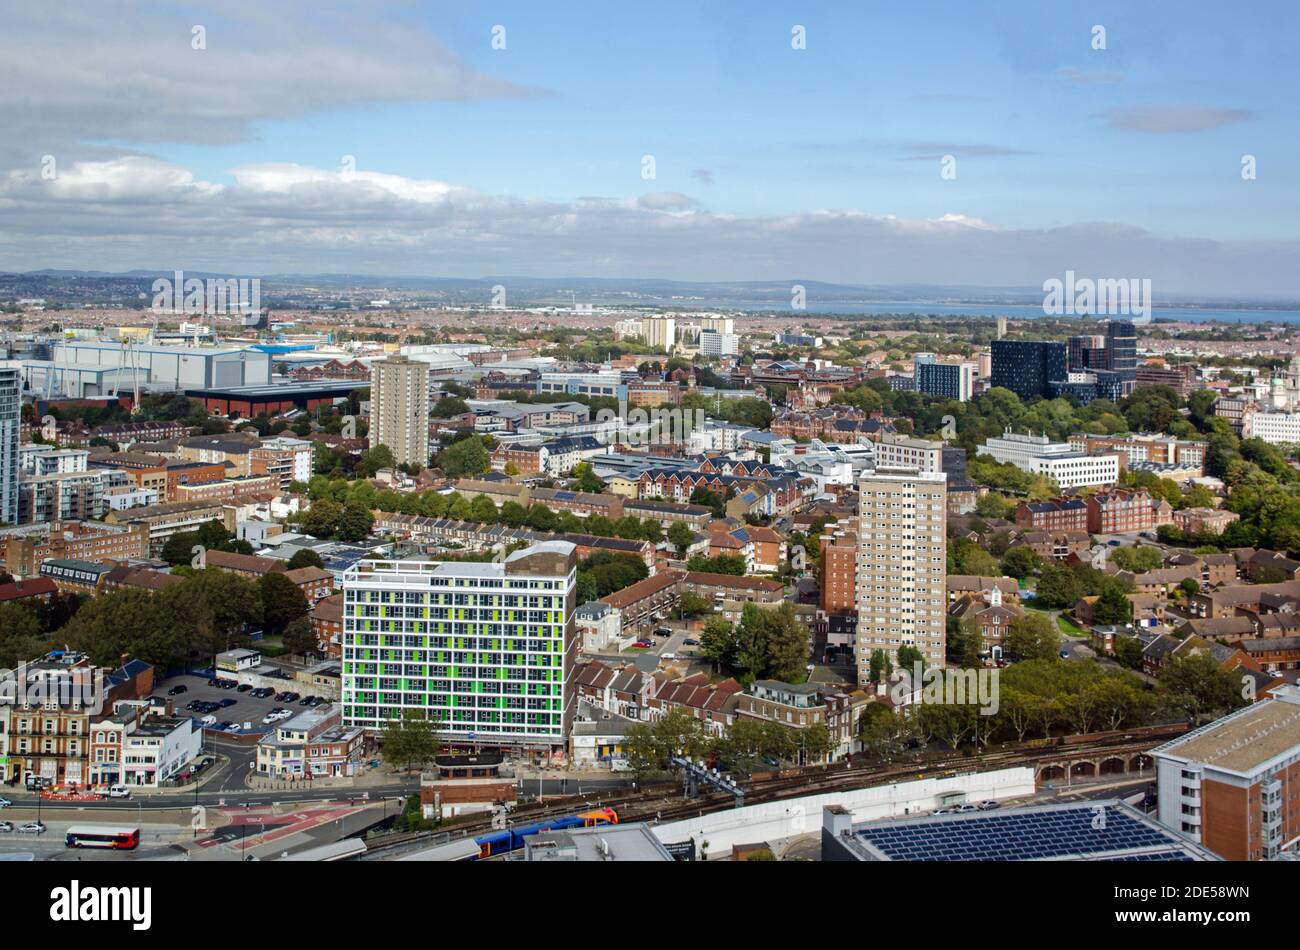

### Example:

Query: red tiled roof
xmin=0 ymin=577 xmax=57 ymax=602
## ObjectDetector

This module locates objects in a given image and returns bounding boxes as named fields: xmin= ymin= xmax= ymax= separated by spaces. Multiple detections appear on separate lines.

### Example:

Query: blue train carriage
xmin=475 ymin=807 xmax=618 ymax=858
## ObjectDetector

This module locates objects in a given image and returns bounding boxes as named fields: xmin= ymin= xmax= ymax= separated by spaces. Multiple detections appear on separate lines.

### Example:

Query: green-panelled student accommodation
xmin=340 ymin=541 xmax=578 ymax=755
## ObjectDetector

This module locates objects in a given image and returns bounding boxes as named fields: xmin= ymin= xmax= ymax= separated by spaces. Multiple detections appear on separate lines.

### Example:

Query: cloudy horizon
xmin=2 ymin=1 xmax=1296 ymax=297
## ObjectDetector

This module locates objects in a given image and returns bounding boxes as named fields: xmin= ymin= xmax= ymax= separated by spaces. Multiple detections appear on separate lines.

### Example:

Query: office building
xmin=369 ymin=355 xmax=430 ymax=468
xmin=1243 ymin=411 xmax=1300 ymax=446
xmin=990 ymin=340 xmax=1067 ymax=401
xmin=1135 ymin=364 xmax=1197 ymax=399
xmin=914 ymin=361 xmax=974 ymax=402
xmin=874 ymin=434 xmax=945 ymax=474
xmin=1151 ymin=685 xmax=1300 ymax=860
xmin=0 ymin=362 xmax=18 ymax=526
xmin=340 ymin=541 xmax=578 ymax=754
xmin=977 ymin=429 xmax=1120 ymax=491
xmin=856 ymin=468 xmax=947 ymax=678
xmin=1067 ymin=335 xmax=1107 ymax=373
xmin=1105 ymin=320 xmax=1137 ymax=382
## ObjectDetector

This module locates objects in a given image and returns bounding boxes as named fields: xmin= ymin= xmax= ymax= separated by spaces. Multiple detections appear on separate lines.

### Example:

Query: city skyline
xmin=1 ymin=1 xmax=1297 ymax=295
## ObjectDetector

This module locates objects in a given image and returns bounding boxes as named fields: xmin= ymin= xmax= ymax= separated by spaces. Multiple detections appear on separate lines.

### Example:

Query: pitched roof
xmin=0 ymin=577 xmax=57 ymax=602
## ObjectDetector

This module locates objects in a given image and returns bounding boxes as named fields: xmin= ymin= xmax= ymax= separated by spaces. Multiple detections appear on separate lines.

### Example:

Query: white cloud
xmin=1 ymin=160 xmax=1296 ymax=295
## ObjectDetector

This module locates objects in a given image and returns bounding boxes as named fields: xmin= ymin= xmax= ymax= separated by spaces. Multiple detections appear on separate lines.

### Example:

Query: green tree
xmin=469 ymin=494 xmax=499 ymax=524
xmin=259 ymin=571 xmax=309 ymax=635
xmin=1004 ymin=613 xmax=1061 ymax=661
xmin=1000 ymin=546 xmax=1043 ymax=580
xmin=286 ymin=548 xmax=325 ymax=570
xmin=1091 ymin=585 xmax=1133 ymax=625
xmin=699 ymin=616 xmax=737 ymax=672
xmin=436 ymin=436 xmax=490 ymax=477
xmin=668 ymin=521 xmax=696 ymax=556
xmin=338 ymin=498 xmax=375 ymax=542
xmin=282 ymin=615 xmax=318 ymax=655
xmin=380 ymin=709 xmax=443 ymax=773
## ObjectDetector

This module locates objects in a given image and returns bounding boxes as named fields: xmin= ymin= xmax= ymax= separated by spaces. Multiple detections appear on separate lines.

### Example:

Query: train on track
xmin=475 ymin=807 xmax=618 ymax=858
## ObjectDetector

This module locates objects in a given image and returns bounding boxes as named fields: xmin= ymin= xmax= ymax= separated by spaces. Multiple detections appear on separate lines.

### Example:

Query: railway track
xmin=359 ymin=726 xmax=1185 ymax=856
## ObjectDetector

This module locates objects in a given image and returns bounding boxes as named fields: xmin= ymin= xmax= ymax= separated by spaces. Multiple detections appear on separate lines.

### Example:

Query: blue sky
xmin=1 ymin=0 xmax=1297 ymax=294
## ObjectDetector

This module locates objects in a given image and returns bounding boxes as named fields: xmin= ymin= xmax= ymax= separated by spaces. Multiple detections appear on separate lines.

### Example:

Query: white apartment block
xmin=1242 ymin=411 xmax=1300 ymax=446
xmin=260 ymin=435 xmax=314 ymax=484
xmin=873 ymin=434 xmax=945 ymax=474
xmin=340 ymin=541 xmax=578 ymax=752
xmin=369 ymin=355 xmax=431 ymax=468
xmin=978 ymin=429 xmax=1120 ymax=491
xmin=699 ymin=330 xmax=739 ymax=356
xmin=856 ymin=468 xmax=948 ymax=678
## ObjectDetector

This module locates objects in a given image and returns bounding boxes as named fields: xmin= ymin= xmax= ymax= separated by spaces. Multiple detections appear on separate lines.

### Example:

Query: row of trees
xmin=621 ymin=707 xmax=833 ymax=775
xmin=10 ymin=567 xmax=317 ymax=672
xmin=857 ymin=653 xmax=1247 ymax=756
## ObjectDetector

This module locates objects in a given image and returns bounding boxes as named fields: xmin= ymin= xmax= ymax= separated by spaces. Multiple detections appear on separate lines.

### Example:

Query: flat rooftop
xmin=1152 ymin=691 xmax=1300 ymax=776
xmin=841 ymin=801 xmax=1216 ymax=862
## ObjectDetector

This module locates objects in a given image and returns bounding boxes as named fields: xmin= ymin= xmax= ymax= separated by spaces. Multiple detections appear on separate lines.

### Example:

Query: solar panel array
xmin=856 ymin=806 xmax=1186 ymax=861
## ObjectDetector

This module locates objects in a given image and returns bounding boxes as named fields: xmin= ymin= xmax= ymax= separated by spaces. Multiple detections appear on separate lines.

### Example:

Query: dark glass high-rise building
xmin=1105 ymin=321 xmax=1136 ymax=375
xmin=990 ymin=340 xmax=1067 ymax=401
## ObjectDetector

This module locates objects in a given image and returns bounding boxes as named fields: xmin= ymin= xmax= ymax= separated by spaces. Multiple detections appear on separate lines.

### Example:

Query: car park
xmin=282 ymin=692 xmax=300 ymax=702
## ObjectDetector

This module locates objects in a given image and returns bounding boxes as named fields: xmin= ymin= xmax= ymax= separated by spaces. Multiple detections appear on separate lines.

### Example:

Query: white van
xmin=609 ymin=758 xmax=634 ymax=773
xmin=107 ymin=784 xmax=131 ymax=799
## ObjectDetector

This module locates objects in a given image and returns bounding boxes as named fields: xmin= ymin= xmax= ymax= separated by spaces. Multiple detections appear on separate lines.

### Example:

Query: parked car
xmin=282 ymin=692 xmax=300 ymax=702
xmin=236 ymin=683 xmax=253 ymax=693
xmin=218 ymin=697 xmax=237 ymax=708
xmin=18 ymin=821 xmax=46 ymax=834
xmin=977 ymin=800 xmax=1000 ymax=811
xmin=683 ymin=638 xmax=699 ymax=647
xmin=654 ymin=626 xmax=672 ymax=636
xmin=957 ymin=803 xmax=980 ymax=813
xmin=219 ymin=720 xmax=237 ymax=731
xmin=167 ymin=684 xmax=188 ymax=696
xmin=0 ymin=821 xmax=12 ymax=833
xmin=105 ymin=784 xmax=131 ymax=799
xmin=200 ymin=714 xmax=218 ymax=726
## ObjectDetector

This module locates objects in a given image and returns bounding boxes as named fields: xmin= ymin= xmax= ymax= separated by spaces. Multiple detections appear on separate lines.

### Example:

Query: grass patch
xmin=1056 ymin=615 xmax=1085 ymax=637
